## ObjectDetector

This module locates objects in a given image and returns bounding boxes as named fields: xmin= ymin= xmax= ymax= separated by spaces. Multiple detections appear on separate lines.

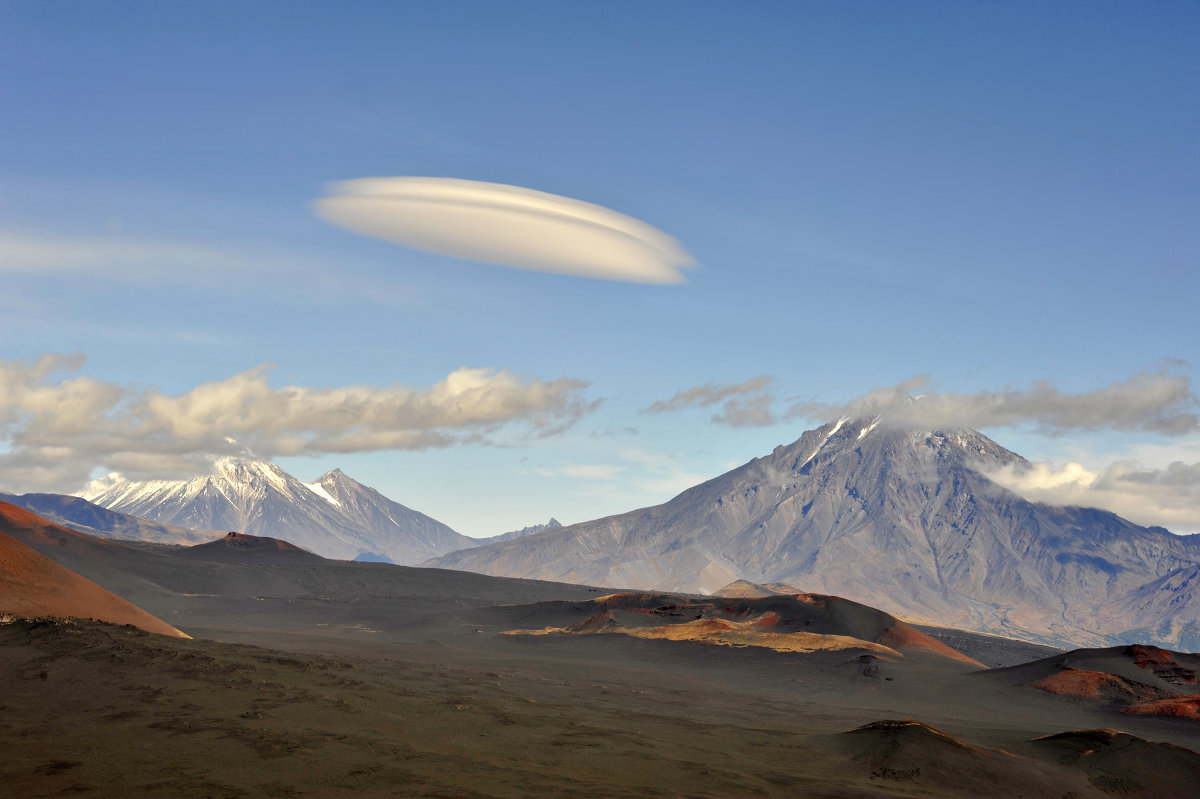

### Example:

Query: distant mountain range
xmin=6 ymin=460 xmax=564 ymax=567
xmin=77 ymin=458 xmax=475 ymax=565
xmin=0 ymin=490 xmax=218 ymax=545
xmin=18 ymin=419 xmax=1200 ymax=650
xmin=486 ymin=517 xmax=562 ymax=543
xmin=429 ymin=419 xmax=1200 ymax=650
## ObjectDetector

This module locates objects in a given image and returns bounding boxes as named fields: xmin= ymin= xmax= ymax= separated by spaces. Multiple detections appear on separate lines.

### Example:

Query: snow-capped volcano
xmin=429 ymin=419 xmax=1200 ymax=649
xmin=80 ymin=458 xmax=473 ymax=564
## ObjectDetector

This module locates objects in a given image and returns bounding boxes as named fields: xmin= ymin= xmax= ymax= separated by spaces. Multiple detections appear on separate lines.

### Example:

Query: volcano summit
xmin=430 ymin=419 xmax=1200 ymax=649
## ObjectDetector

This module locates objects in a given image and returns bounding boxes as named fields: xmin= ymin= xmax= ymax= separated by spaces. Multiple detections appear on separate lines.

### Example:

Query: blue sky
xmin=2 ymin=1 xmax=1197 ymax=534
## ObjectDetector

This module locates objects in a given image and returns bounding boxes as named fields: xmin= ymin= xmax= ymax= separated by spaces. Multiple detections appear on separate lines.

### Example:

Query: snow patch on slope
xmin=797 ymin=417 xmax=848 ymax=471
xmin=858 ymin=417 xmax=880 ymax=441
xmin=304 ymin=481 xmax=342 ymax=507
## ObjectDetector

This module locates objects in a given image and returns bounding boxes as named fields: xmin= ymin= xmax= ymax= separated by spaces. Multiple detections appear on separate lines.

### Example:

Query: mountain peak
xmin=211 ymin=456 xmax=291 ymax=481
xmin=430 ymin=419 xmax=1194 ymax=649
xmin=318 ymin=468 xmax=357 ymax=488
xmin=775 ymin=417 xmax=1024 ymax=470
xmin=80 ymin=458 xmax=473 ymax=566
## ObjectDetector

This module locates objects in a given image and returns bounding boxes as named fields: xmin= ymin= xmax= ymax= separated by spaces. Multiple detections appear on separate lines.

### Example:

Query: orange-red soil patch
xmin=1124 ymin=696 xmax=1200 ymax=720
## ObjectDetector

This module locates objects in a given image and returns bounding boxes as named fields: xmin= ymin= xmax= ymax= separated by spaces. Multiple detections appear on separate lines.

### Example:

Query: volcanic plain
xmin=4 ymin=501 xmax=1200 ymax=798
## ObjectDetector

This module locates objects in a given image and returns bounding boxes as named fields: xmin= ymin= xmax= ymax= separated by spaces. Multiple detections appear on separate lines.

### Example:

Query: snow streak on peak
xmin=795 ymin=417 xmax=850 ymax=472
xmin=304 ymin=481 xmax=342 ymax=507
xmin=857 ymin=417 xmax=880 ymax=441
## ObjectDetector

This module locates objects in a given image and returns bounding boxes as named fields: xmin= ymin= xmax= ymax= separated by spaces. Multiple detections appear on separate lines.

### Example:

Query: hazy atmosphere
xmin=2 ymin=1 xmax=1197 ymax=535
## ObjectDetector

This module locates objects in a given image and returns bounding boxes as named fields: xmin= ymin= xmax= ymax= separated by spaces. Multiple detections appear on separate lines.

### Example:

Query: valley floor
xmin=5 ymin=612 xmax=1200 ymax=798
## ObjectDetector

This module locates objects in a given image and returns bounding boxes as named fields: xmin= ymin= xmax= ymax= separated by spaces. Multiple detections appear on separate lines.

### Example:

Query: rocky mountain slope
xmin=430 ymin=419 xmax=1200 ymax=649
xmin=306 ymin=468 xmax=477 ymax=561
xmin=80 ymin=458 xmax=473 ymax=565
xmin=0 ymin=491 xmax=218 ymax=545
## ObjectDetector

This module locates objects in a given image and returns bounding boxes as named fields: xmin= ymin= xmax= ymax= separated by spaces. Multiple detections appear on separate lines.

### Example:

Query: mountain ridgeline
xmin=79 ymin=459 xmax=476 ymax=565
xmin=0 ymin=491 xmax=218 ymax=545
xmin=429 ymin=419 xmax=1200 ymax=650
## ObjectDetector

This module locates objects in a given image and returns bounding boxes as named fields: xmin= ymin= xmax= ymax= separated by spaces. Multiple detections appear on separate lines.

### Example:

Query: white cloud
xmin=645 ymin=375 xmax=776 ymax=427
xmin=314 ymin=177 xmax=696 ymax=284
xmin=985 ymin=459 xmax=1200 ymax=534
xmin=786 ymin=368 xmax=1198 ymax=436
xmin=0 ymin=353 xmax=594 ymax=493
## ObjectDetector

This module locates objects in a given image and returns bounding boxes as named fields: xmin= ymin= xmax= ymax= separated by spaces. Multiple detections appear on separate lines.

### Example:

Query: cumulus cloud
xmin=785 ymin=369 xmax=1198 ymax=435
xmin=0 ymin=353 xmax=594 ymax=493
xmin=985 ymin=459 xmax=1200 ymax=534
xmin=645 ymin=375 xmax=776 ymax=427
xmin=314 ymin=177 xmax=696 ymax=284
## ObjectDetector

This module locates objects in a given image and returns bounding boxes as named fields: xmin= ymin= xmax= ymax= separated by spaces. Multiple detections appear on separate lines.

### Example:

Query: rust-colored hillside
xmin=0 ymin=501 xmax=189 ymax=638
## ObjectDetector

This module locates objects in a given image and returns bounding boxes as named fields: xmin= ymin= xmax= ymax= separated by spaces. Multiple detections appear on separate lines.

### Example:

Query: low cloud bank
xmin=647 ymin=369 xmax=1199 ymax=531
xmin=985 ymin=459 xmax=1200 ymax=534
xmin=0 ymin=353 xmax=593 ymax=493
xmin=786 ymin=369 xmax=1198 ymax=435
xmin=647 ymin=368 xmax=1197 ymax=435
xmin=315 ymin=177 xmax=695 ymax=284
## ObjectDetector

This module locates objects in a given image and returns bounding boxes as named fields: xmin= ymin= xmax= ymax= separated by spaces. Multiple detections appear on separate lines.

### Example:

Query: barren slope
xmin=0 ymin=502 xmax=188 ymax=638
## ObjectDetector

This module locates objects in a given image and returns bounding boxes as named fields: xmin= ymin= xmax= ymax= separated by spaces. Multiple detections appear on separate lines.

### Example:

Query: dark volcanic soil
xmin=5 ymin=613 xmax=1200 ymax=798
xmin=5 ymin=514 xmax=1200 ymax=797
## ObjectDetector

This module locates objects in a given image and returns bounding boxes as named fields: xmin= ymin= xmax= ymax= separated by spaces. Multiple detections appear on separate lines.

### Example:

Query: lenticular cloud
xmin=314 ymin=177 xmax=696 ymax=284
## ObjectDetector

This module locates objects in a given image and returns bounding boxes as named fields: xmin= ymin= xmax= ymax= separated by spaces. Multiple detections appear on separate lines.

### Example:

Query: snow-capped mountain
xmin=304 ymin=468 xmax=476 ymax=562
xmin=80 ymin=458 xmax=473 ymax=565
xmin=429 ymin=419 xmax=1200 ymax=649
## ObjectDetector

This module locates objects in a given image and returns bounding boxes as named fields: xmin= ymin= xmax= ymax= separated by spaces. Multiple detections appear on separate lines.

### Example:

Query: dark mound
xmin=1032 ymin=729 xmax=1200 ymax=796
xmin=842 ymin=718 xmax=979 ymax=752
xmin=994 ymin=645 xmax=1200 ymax=689
xmin=989 ymin=644 xmax=1200 ymax=717
xmin=0 ymin=502 xmax=188 ymax=638
xmin=1032 ymin=667 xmax=1171 ymax=704
xmin=701 ymin=593 xmax=979 ymax=663
xmin=178 ymin=531 xmax=326 ymax=564
xmin=564 ymin=608 xmax=624 ymax=634
xmin=483 ymin=591 xmax=982 ymax=665
xmin=837 ymin=719 xmax=1045 ymax=795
